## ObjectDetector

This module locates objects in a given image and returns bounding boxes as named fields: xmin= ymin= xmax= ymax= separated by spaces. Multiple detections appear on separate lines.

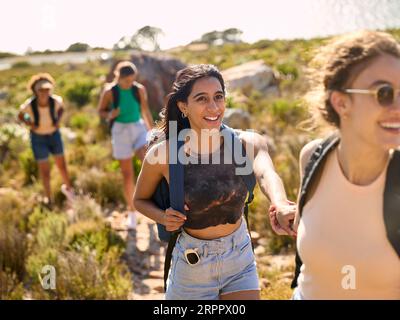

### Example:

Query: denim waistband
xmin=30 ymin=129 xmax=59 ymax=137
xmin=177 ymin=218 xmax=248 ymax=256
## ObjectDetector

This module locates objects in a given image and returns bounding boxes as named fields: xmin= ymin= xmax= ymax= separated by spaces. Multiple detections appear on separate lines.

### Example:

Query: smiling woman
xmin=133 ymin=64 xmax=296 ymax=300
xmin=271 ymin=30 xmax=400 ymax=300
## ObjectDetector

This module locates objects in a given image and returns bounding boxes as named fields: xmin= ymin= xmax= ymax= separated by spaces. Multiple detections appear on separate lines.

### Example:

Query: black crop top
xmin=183 ymin=143 xmax=248 ymax=229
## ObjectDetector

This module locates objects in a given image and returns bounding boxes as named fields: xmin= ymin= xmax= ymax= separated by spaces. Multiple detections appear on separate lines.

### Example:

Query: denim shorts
xmin=165 ymin=218 xmax=260 ymax=300
xmin=30 ymin=130 xmax=64 ymax=161
xmin=111 ymin=120 xmax=148 ymax=159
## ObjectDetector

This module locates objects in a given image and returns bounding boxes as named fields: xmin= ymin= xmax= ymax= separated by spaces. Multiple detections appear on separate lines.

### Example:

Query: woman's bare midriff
xmin=184 ymin=218 xmax=242 ymax=240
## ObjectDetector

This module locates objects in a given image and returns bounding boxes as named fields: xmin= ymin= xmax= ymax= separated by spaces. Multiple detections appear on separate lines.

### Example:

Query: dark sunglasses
xmin=344 ymin=84 xmax=400 ymax=107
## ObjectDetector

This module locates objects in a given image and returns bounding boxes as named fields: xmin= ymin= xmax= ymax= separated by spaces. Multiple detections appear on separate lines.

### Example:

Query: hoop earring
xmin=181 ymin=112 xmax=187 ymax=119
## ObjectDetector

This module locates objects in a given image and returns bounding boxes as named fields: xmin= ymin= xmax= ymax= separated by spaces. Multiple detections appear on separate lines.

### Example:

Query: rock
xmin=222 ymin=60 xmax=279 ymax=96
xmin=222 ymin=108 xmax=251 ymax=130
xmin=60 ymin=127 xmax=77 ymax=143
xmin=254 ymin=245 xmax=266 ymax=256
xmin=0 ymin=90 xmax=8 ymax=100
xmin=257 ymin=256 xmax=272 ymax=266
xmin=258 ymin=237 xmax=269 ymax=247
xmin=106 ymin=53 xmax=187 ymax=113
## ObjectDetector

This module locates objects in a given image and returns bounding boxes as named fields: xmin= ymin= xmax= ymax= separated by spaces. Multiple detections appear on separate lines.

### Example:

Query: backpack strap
xmin=49 ymin=96 xmax=57 ymax=126
xmin=30 ymin=97 xmax=39 ymax=127
xmin=30 ymin=96 xmax=57 ymax=127
xmin=291 ymin=133 xmax=340 ymax=289
xmin=383 ymin=150 xmax=400 ymax=258
xmin=163 ymin=136 xmax=185 ymax=292
xmin=111 ymin=84 xmax=119 ymax=109
xmin=220 ymin=124 xmax=257 ymax=246
xmin=131 ymin=84 xmax=141 ymax=106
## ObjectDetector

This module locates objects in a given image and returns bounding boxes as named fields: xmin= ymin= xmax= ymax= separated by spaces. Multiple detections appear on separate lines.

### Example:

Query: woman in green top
xmin=98 ymin=61 xmax=154 ymax=229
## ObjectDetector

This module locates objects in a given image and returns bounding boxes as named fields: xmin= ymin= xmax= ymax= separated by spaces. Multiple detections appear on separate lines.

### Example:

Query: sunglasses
xmin=344 ymin=84 xmax=400 ymax=107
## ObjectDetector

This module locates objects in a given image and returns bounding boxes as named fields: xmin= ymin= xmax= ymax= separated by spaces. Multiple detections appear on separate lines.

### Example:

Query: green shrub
xmin=66 ymin=219 xmax=125 ymax=261
xmin=35 ymin=212 xmax=67 ymax=250
xmin=64 ymin=79 xmax=96 ymax=107
xmin=11 ymin=61 xmax=32 ymax=69
xmin=18 ymin=148 xmax=38 ymax=185
xmin=29 ymin=249 xmax=132 ymax=300
xmin=69 ymin=112 xmax=91 ymax=130
xmin=75 ymin=168 xmax=124 ymax=206
xmin=0 ymin=270 xmax=25 ymax=300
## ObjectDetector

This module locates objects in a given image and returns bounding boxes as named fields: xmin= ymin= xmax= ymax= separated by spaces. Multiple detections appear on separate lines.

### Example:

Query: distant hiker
xmin=270 ymin=30 xmax=400 ymax=299
xmin=98 ymin=61 xmax=154 ymax=230
xmin=18 ymin=73 xmax=75 ymax=206
xmin=133 ymin=64 xmax=296 ymax=300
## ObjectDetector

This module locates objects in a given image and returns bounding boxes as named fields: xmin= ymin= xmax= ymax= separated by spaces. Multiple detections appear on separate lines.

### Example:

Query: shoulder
xmin=102 ymin=83 xmax=115 ymax=95
xmin=19 ymin=98 xmax=33 ymax=112
xmin=51 ymin=94 xmax=63 ymax=107
xmin=144 ymin=139 xmax=168 ymax=168
xmin=299 ymin=139 xmax=323 ymax=175
xmin=134 ymin=82 xmax=145 ymax=91
xmin=236 ymin=129 xmax=268 ymax=154
xmin=134 ymin=82 xmax=147 ymax=96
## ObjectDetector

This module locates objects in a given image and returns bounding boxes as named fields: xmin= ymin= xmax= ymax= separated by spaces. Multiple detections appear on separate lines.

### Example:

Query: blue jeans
xmin=30 ymin=130 xmax=64 ymax=161
xmin=165 ymin=218 xmax=260 ymax=300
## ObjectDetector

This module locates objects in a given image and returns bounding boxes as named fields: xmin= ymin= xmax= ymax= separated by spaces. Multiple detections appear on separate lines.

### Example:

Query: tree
xmin=198 ymin=28 xmax=243 ymax=46
xmin=66 ymin=42 xmax=90 ymax=52
xmin=113 ymin=26 xmax=164 ymax=52
xmin=222 ymin=28 xmax=243 ymax=44
xmin=131 ymin=26 xmax=164 ymax=51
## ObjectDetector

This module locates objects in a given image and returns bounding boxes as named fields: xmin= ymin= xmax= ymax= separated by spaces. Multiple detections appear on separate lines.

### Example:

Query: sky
xmin=2 ymin=0 xmax=400 ymax=54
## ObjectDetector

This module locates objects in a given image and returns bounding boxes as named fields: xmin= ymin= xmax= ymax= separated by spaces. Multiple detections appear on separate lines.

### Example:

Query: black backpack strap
xmin=383 ymin=150 xmax=400 ymax=258
xmin=30 ymin=97 xmax=39 ymax=127
xmin=163 ymin=136 xmax=186 ymax=292
xmin=111 ymin=84 xmax=119 ymax=109
xmin=131 ymin=84 xmax=141 ymax=106
xmin=220 ymin=124 xmax=256 ymax=246
xmin=49 ymin=96 xmax=57 ymax=125
xmin=291 ymin=133 xmax=340 ymax=289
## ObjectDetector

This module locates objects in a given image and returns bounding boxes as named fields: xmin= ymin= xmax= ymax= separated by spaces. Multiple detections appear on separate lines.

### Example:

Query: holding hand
xmin=269 ymin=200 xmax=297 ymax=236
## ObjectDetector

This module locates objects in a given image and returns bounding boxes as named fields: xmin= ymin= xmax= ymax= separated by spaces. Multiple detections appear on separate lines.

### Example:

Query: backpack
xmin=151 ymin=123 xmax=257 ymax=291
xmin=30 ymin=96 xmax=57 ymax=127
xmin=291 ymin=133 xmax=400 ymax=289
xmin=107 ymin=83 xmax=141 ymax=131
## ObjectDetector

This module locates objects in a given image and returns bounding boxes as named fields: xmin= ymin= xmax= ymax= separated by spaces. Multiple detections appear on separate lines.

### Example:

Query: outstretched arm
xmin=241 ymin=131 xmax=296 ymax=236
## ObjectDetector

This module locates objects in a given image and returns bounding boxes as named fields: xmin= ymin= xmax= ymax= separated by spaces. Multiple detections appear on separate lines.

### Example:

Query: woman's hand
xmin=268 ymin=200 xmax=297 ymax=236
xmin=163 ymin=204 xmax=189 ymax=232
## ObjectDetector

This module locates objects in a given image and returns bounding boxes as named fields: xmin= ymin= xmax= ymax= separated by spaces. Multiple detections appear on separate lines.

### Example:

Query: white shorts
xmin=111 ymin=120 xmax=148 ymax=159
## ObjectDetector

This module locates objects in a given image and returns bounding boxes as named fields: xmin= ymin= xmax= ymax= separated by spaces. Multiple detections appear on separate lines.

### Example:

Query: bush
xmin=28 ymin=249 xmax=132 ymax=300
xmin=66 ymin=219 xmax=125 ymax=261
xmin=0 ymin=270 xmax=24 ymax=300
xmin=11 ymin=61 xmax=32 ymax=69
xmin=69 ymin=112 xmax=91 ymax=130
xmin=64 ymin=79 xmax=96 ymax=107
xmin=18 ymin=148 xmax=38 ymax=185
xmin=75 ymin=168 xmax=124 ymax=207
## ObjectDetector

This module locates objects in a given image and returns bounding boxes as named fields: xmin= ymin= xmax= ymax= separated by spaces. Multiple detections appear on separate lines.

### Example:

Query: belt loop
xmin=203 ymin=245 xmax=208 ymax=258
